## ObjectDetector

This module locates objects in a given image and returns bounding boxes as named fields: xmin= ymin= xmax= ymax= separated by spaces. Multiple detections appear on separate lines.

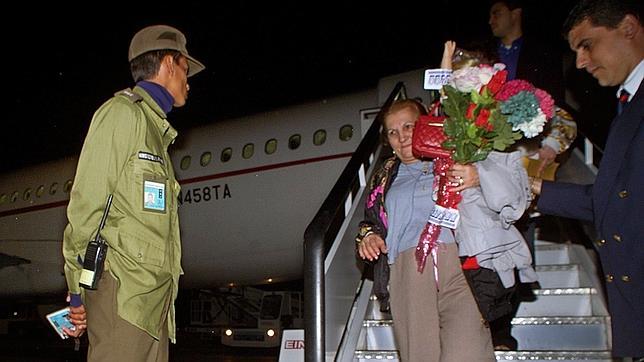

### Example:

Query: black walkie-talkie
xmin=79 ymin=195 xmax=113 ymax=290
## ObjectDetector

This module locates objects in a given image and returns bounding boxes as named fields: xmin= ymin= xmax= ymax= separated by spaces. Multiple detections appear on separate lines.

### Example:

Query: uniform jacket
xmin=537 ymin=81 xmax=644 ymax=357
xmin=63 ymin=86 xmax=182 ymax=342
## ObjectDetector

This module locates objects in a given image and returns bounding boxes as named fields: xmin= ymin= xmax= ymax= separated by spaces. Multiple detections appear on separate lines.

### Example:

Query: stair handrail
xmin=303 ymin=82 xmax=406 ymax=362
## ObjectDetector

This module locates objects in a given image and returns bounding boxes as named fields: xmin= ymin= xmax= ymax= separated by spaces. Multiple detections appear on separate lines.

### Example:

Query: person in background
xmin=356 ymin=99 xmax=495 ymax=362
xmin=488 ymin=0 xmax=576 ymax=174
xmin=532 ymin=0 xmax=643 ymax=359
xmin=488 ymin=1 xmax=578 ymax=349
xmin=61 ymin=25 xmax=205 ymax=361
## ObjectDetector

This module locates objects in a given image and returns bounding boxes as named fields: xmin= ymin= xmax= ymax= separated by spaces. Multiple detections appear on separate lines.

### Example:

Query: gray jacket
xmin=455 ymin=151 xmax=538 ymax=288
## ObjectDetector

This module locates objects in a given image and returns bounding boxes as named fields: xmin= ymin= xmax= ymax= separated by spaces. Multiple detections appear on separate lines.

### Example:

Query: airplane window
xmin=49 ymin=183 xmax=58 ymax=195
xmin=221 ymin=148 xmax=232 ymax=163
xmin=0 ymin=194 xmax=6 ymax=205
xmin=313 ymin=129 xmax=327 ymax=146
xmin=64 ymin=180 xmax=73 ymax=193
xmin=200 ymin=152 xmax=212 ymax=167
xmin=242 ymin=143 xmax=254 ymax=159
xmin=288 ymin=134 xmax=301 ymax=150
xmin=339 ymin=125 xmax=354 ymax=141
xmin=23 ymin=188 xmax=32 ymax=201
xmin=11 ymin=191 xmax=19 ymax=203
xmin=180 ymin=156 xmax=191 ymax=170
xmin=265 ymin=139 xmax=277 ymax=155
xmin=36 ymin=185 xmax=45 ymax=197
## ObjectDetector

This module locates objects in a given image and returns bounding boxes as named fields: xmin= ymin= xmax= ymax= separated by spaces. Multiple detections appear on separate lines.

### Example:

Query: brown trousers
xmin=389 ymin=244 xmax=495 ymax=362
xmin=84 ymin=271 xmax=169 ymax=362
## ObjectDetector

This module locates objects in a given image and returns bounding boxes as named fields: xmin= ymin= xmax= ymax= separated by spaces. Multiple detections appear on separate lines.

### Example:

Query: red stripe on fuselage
xmin=178 ymin=152 xmax=353 ymax=185
xmin=0 ymin=152 xmax=353 ymax=218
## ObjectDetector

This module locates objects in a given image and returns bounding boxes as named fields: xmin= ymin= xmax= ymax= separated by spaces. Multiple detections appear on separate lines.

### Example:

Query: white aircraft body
xmin=0 ymin=69 xmax=426 ymax=297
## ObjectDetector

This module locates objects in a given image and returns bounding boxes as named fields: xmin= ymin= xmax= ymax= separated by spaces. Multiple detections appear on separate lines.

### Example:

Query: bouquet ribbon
xmin=415 ymin=157 xmax=462 ymax=273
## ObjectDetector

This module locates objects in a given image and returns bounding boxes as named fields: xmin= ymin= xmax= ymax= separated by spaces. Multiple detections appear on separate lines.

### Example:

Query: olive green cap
xmin=128 ymin=25 xmax=205 ymax=77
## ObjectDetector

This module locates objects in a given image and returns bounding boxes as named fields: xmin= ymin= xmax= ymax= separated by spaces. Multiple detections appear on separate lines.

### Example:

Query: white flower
xmin=450 ymin=67 xmax=484 ymax=93
xmin=448 ymin=63 xmax=506 ymax=94
xmin=513 ymin=110 xmax=547 ymax=138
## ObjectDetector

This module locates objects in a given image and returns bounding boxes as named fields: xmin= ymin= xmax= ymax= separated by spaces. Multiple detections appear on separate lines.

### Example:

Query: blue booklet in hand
xmin=46 ymin=307 xmax=76 ymax=339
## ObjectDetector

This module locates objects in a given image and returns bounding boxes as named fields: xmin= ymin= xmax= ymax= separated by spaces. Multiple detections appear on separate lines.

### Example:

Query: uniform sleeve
xmin=62 ymin=98 xmax=141 ymax=295
xmin=537 ymin=181 xmax=594 ymax=222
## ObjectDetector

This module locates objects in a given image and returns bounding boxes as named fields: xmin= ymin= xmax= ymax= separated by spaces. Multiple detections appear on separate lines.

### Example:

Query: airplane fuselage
xmin=0 ymin=89 xmax=382 ymax=296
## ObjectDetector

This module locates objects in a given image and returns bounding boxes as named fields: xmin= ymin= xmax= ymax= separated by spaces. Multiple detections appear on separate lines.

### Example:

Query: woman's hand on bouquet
xmin=447 ymin=163 xmax=480 ymax=192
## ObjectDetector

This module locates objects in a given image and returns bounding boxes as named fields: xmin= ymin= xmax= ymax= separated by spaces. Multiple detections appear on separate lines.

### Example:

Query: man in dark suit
xmin=533 ymin=0 xmax=643 ymax=359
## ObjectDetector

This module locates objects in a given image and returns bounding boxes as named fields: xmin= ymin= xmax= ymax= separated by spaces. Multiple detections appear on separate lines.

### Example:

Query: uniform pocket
xmin=118 ymin=229 xmax=165 ymax=267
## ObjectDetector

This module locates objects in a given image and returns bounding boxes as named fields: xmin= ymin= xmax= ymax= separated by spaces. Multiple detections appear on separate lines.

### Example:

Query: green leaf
xmin=466 ymin=123 xmax=478 ymax=138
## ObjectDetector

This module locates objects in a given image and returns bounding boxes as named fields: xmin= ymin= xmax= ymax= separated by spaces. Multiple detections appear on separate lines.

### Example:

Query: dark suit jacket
xmin=515 ymin=37 xmax=565 ymax=105
xmin=487 ymin=36 xmax=565 ymax=104
xmin=538 ymin=80 xmax=644 ymax=357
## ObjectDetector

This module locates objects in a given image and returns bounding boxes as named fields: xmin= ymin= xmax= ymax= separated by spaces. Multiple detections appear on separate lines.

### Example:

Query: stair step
xmin=495 ymin=350 xmax=612 ymax=361
xmin=534 ymin=239 xmax=557 ymax=246
xmin=517 ymin=287 xmax=598 ymax=317
xmin=534 ymin=244 xmax=572 ymax=265
xmin=354 ymin=350 xmax=399 ymax=361
xmin=535 ymin=264 xmax=581 ymax=288
xmin=511 ymin=317 xmax=610 ymax=350
xmin=361 ymin=319 xmax=396 ymax=350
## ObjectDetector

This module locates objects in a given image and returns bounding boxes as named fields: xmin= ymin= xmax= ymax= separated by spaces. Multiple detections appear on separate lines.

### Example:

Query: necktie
xmin=617 ymin=89 xmax=630 ymax=115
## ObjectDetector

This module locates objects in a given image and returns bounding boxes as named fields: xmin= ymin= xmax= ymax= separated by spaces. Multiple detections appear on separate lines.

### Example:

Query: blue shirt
xmin=385 ymin=161 xmax=455 ymax=265
xmin=498 ymin=37 xmax=523 ymax=81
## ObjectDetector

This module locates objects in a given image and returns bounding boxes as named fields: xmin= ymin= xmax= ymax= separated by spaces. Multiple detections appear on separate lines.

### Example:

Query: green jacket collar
xmin=132 ymin=86 xmax=178 ymax=147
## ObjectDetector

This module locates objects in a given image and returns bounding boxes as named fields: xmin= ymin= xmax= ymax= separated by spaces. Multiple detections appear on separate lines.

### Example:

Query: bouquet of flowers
xmin=415 ymin=62 xmax=555 ymax=275
xmin=441 ymin=63 xmax=555 ymax=163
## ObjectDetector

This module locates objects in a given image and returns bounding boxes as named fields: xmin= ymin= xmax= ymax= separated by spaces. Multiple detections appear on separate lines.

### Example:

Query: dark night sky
xmin=3 ymin=1 xmax=588 ymax=173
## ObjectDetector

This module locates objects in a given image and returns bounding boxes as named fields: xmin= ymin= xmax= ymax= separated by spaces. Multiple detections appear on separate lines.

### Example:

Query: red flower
xmin=485 ymin=69 xmax=507 ymax=95
xmin=465 ymin=103 xmax=477 ymax=120
xmin=474 ymin=108 xmax=491 ymax=130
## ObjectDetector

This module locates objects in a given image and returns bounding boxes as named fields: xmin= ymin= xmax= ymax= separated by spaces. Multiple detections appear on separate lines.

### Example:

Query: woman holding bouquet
xmin=356 ymin=99 xmax=495 ymax=362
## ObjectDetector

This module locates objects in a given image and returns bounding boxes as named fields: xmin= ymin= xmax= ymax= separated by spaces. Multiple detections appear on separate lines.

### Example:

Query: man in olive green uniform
xmin=61 ymin=25 xmax=205 ymax=361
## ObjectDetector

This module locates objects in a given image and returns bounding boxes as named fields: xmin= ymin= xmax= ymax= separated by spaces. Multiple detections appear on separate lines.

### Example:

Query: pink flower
xmin=535 ymin=88 xmax=555 ymax=118
xmin=495 ymin=80 xmax=534 ymax=101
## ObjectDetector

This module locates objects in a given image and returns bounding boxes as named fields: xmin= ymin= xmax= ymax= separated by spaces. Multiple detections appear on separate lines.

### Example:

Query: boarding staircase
xmin=302 ymin=82 xmax=612 ymax=362
xmin=351 ymin=147 xmax=613 ymax=361
xmin=353 ymin=237 xmax=613 ymax=362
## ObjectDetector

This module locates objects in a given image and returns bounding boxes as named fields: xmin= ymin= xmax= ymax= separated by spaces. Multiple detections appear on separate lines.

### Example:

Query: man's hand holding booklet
xmin=46 ymin=307 xmax=76 ymax=339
